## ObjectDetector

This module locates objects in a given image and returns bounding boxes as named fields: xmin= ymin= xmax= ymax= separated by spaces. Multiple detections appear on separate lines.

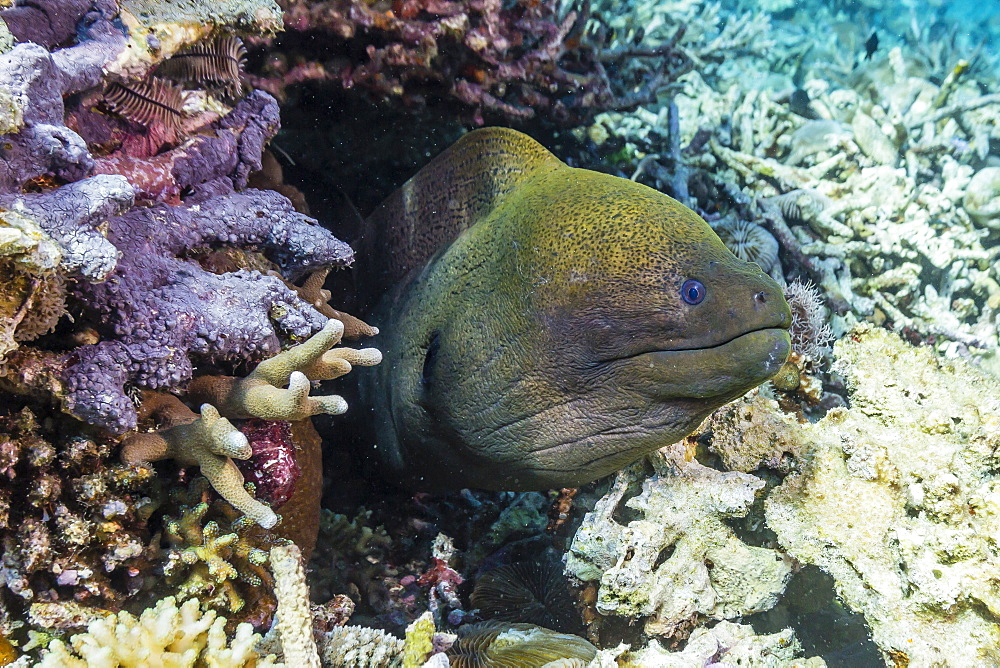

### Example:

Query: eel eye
xmin=681 ymin=279 xmax=706 ymax=305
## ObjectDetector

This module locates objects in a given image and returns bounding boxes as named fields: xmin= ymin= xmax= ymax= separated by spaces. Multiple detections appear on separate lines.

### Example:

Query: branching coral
xmin=120 ymin=319 xmax=374 ymax=528
xmin=121 ymin=393 xmax=278 ymax=529
xmin=187 ymin=319 xmax=380 ymax=421
xmin=36 ymin=595 xmax=282 ymax=667
xmin=157 ymin=479 xmax=285 ymax=623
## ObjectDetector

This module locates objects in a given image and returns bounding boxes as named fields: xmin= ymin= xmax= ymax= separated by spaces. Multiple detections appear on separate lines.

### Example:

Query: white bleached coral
xmin=36 ymin=596 xmax=282 ymax=667
xmin=564 ymin=446 xmax=792 ymax=637
xmin=589 ymin=621 xmax=826 ymax=667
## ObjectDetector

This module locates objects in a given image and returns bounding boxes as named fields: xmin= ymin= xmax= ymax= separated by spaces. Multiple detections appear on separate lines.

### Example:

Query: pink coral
xmin=237 ymin=419 xmax=302 ymax=508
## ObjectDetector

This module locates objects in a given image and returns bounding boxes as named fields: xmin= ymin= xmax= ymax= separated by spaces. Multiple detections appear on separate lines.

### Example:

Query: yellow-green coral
xmin=161 ymin=482 xmax=281 ymax=616
xmin=402 ymin=612 xmax=435 ymax=668
xmin=188 ymin=319 xmax=381 ymax=422
xmin=121 ymin=397 xmax=277 ymax=529
xmin=36 ymin=596 xmax=282 ymax=667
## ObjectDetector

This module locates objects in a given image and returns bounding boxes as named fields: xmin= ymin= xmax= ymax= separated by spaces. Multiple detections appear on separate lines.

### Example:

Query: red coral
xmin=238 ymin=419 xmax=302 ymax=507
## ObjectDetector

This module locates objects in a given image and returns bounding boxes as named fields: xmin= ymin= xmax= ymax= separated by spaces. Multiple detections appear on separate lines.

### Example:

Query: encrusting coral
xmin=589 ymin=620 xmax=826 ymax=667
xmin=763 ymin=324 xmax=1000 ymax=665
xmin=62 ymin=190 xmax=354 ymax=434
xmin=254 ymin=0 xmax=688 ymax=125
xmin=564 ymin=446 xmax=792 ymax=639
xmin=0 ymin=407 xmax=157 ymax=610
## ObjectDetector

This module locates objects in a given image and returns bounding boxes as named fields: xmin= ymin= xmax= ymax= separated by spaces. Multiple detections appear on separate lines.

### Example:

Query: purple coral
xmin=0 ymin=175 xmax=133 ymax=280
xmin=63 ymin=189 xmax=354 ymax=433
xmin=0 ymin=0 xmax=127 ymax=192
xmin=87 ymin=91 xmax=282 ymax=204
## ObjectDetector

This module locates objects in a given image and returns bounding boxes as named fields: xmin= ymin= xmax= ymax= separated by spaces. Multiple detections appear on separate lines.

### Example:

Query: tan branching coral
xmin=36 ymin=596 xmax=282 ymax=667
xmin=121 ymin=392 xmax=278 ymax=529
xmin=187 ymin=319 xmax=381 ymax=421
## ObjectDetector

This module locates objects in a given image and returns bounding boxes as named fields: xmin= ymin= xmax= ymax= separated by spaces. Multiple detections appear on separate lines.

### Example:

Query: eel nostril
xmin=754 ymin=290 xmax=767 ymax=304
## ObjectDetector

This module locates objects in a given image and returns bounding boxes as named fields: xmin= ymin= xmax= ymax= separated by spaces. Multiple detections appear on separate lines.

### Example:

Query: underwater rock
xmin=765 ymin=324 xmax=1000 ymax=665
xmin=564 ymin=446 xmax=792 ymax=638
xmin=591 ymin=620 xmax=826 ymax=667
xmin=851 ymin=109 xmax=898 ymax=166
xmin=784 ymin=119 xmax=852 ymax=166
xmin=963 ymin=166 xmax=1000 ymax=227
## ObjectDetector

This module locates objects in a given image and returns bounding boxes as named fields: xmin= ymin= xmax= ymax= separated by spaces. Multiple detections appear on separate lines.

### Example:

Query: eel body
xmin=358 ymin=127 xmax=791 ymax=491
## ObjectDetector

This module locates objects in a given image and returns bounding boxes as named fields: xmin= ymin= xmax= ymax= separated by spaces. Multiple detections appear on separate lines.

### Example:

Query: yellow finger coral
xmin=120 ymin=393 xmax=277 ymax=529
xmin=188 ymin=319 xmax=382 ymax=421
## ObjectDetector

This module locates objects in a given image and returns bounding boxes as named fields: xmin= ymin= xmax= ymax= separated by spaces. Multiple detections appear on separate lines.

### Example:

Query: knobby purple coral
xmin=63 ymin=189 xmax=354 ymax=433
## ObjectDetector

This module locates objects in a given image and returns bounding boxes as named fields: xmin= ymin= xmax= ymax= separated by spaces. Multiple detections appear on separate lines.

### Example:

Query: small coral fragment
xmin=121 ymin=392 xmax=278 ymax=529
xmin=318 ymin=625 xmax=403 ymax=668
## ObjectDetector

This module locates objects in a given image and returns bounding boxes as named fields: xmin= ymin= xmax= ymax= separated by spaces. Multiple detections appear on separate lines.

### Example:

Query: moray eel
xmin=358 ymin=127 xmax=791 ymax=491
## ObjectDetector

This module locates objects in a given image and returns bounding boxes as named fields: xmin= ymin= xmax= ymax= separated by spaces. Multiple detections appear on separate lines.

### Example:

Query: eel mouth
xmin=616 ymin=327 xmax=792 ymax=399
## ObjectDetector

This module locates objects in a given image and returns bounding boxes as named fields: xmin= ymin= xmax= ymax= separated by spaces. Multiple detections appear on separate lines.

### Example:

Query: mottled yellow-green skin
xmin=362 ymin=128 xmax=791 ymax=491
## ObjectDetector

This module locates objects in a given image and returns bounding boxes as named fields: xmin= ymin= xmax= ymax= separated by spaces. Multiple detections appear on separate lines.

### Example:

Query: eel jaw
xmin=617 ymin=327 xmax=793 ymax=401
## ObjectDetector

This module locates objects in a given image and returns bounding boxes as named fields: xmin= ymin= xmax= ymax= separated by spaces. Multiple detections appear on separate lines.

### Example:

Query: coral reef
xmin=268 ymin=544 xmax=320 ymax=667
xmin=3 ymin=0 xmax=998 ymax=664
xmin=764 ymin=325 xmax=1000 ymax=665
xmin=121 ymin=320 xmax=376 ymax=528
xmin=62 ymin=195 xmax=353 ymax=434
xmin=157 ymin=480 xmax=285 ymax=623
xmin=589 ymin=621 xmax=826 ymax=667
xmin=564 ymin=447 xmax=792 ymax=639
xmin=0 ymin=407 xmax=157 ymax=610
xmin=251 ymin=0 xmax=695 ymax=124
xmin=591 ymin=11 xmax=1000 ymax=363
